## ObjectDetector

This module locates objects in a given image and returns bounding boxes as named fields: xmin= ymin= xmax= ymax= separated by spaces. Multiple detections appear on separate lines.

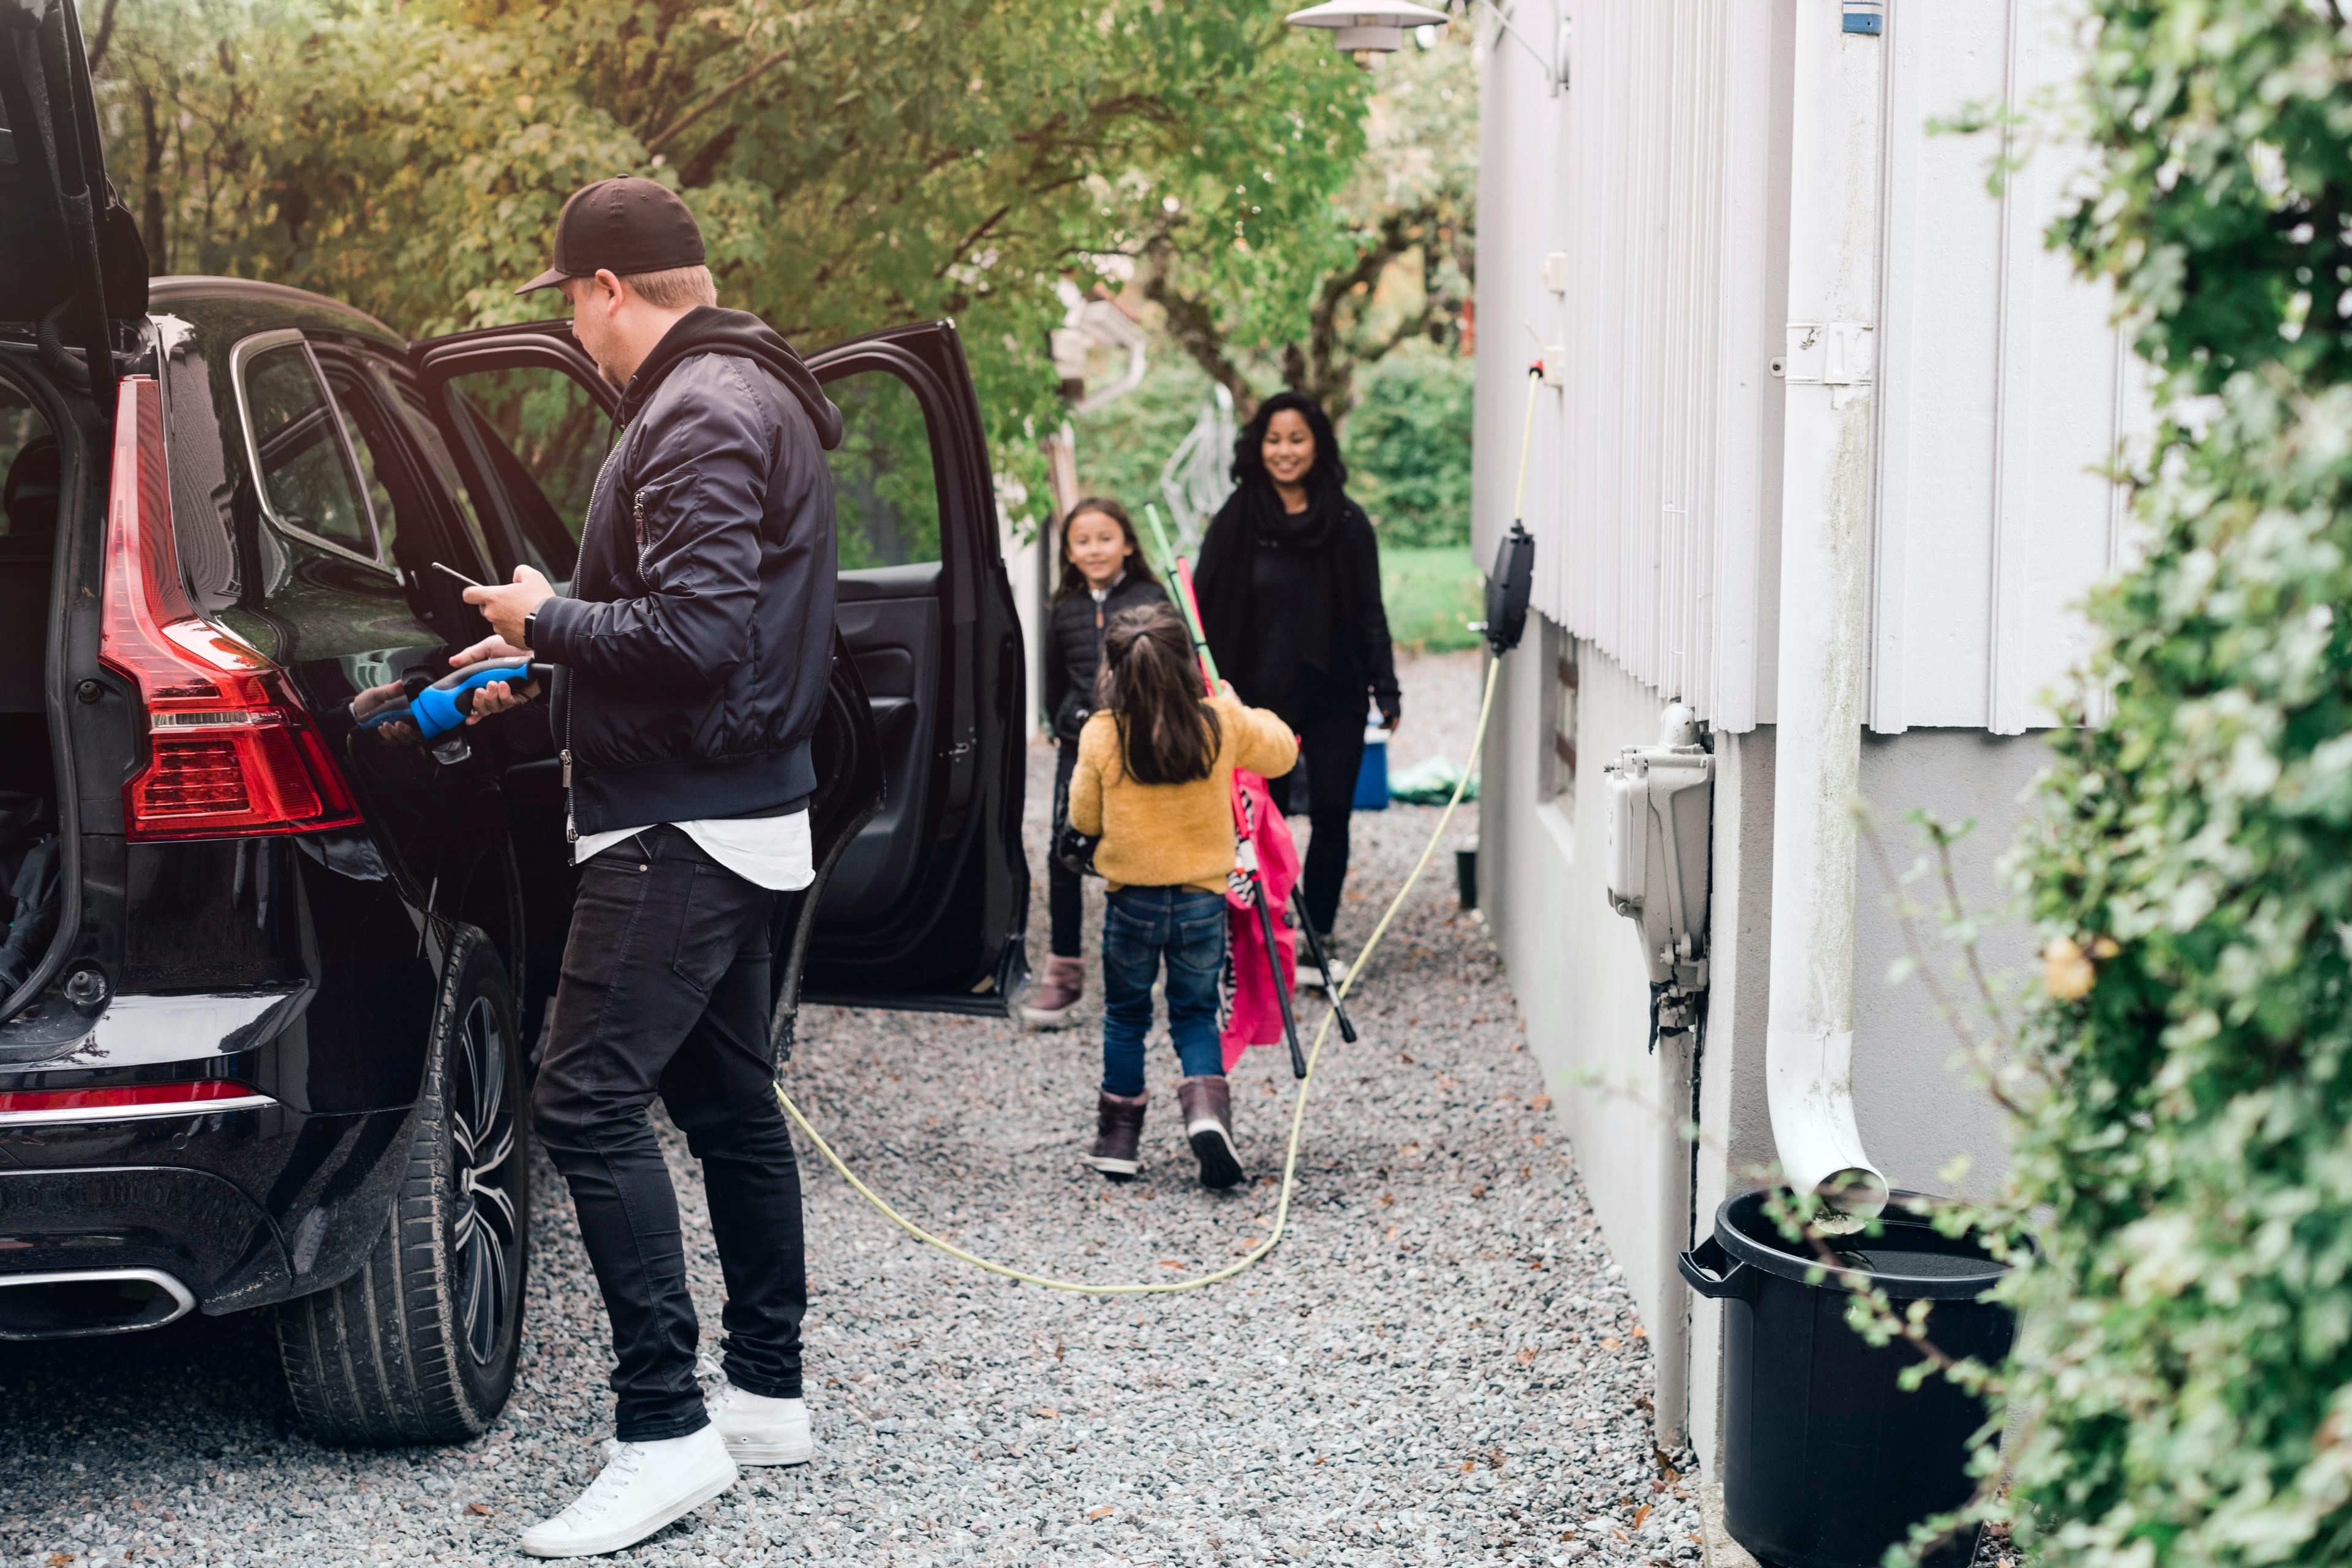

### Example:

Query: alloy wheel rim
xmin=448 ymin=993 xmax=519 ymax=1365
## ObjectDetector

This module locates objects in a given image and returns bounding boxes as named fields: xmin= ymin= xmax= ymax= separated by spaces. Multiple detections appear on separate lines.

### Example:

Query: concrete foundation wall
xmin=1852 ymin=730 xmax=2050 ymax=1200
xmin=1479 ymin=638 xmax=1688 ymax=1382
xmin=1482 ymin=617 xmax=2049 ymax=1470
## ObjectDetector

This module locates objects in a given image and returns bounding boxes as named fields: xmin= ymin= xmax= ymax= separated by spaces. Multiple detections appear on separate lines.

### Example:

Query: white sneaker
xmin=1300 ymin=953 xmax=1348 ymax=992
xmin=519 ymin=1426 xmax=738 ymax=1558
xmin=706 ymin=1377 xmax=814 ymax=1466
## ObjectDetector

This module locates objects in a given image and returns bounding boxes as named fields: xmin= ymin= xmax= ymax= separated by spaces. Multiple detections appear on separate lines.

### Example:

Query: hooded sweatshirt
xmin=532 ymin=307 xmax=846 ymax=841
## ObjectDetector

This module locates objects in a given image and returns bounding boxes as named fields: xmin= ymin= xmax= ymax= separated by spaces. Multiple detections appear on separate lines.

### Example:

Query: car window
xmin=445 ymin=387 xmax=584 ymax=583
xmin=439 ymin=365 xmax=604 ymax=556
xmin=322 ymin=364 xmax=406 ymax=567
xmin=239 ymin=341 xmax=375 ymax=560
xmin=824 ymin=368 xmax=942 ymax=570
xmin=382 ymin=375 xmax=499 ymax=579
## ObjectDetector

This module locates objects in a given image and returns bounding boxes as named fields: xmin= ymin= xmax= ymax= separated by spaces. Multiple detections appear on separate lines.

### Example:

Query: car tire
xmin=274 ymin=923 xmax=531 ymax=1445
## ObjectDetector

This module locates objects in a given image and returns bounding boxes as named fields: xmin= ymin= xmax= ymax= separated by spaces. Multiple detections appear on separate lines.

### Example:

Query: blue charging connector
xmin=409 ymin=659 xmax=537 ymax=741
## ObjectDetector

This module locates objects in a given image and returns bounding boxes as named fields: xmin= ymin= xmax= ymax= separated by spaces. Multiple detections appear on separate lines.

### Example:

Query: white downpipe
xmin=1763 ymin=1 xmax=1890 ymax=1219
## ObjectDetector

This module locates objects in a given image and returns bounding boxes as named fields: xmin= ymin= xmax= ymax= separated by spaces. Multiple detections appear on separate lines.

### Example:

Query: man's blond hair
xmin=622 ymin=265 xmax=718 ymax=310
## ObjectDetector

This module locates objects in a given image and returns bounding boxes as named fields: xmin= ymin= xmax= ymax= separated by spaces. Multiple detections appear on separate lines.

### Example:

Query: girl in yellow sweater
xmin=1067 ymin=605 xmax=1296 ymax=1188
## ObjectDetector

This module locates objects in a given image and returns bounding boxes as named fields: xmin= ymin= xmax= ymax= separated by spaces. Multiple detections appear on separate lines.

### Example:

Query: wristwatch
xmin=522 ymin=609 xmax=538 ymax=650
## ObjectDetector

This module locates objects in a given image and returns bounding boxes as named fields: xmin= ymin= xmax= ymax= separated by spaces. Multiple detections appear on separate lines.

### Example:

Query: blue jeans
xmin=1101 ymin=885 xmax=1228 ymax=1096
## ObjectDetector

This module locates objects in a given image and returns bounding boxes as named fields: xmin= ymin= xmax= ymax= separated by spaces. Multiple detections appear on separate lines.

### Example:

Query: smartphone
xmin=431 ymin=561 xmax=484 ymax=591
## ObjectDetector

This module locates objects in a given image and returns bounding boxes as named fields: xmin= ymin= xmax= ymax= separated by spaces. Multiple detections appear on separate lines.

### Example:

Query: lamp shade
xmin=1284 ymin=0 xmax=1450 ymax=54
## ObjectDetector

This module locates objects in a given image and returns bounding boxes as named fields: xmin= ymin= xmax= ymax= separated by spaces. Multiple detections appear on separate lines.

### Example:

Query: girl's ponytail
xmin=1096 ymin=605 xmax=1221 ymax=785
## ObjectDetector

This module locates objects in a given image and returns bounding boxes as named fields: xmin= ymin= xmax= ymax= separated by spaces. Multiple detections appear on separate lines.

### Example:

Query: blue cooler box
xmin=1354 ymin=725 xmax=1391 ymax=810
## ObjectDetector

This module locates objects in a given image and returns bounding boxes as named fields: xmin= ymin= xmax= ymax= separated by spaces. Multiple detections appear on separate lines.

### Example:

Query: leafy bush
xmin=1997 ymin=5 xmax=2352 ymax=1564
xmin=1347 ymin=345 xmax=1475 ymax=548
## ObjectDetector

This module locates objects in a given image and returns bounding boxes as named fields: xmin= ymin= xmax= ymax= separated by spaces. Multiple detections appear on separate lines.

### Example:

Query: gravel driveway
xmin=0 ymin=652 xmax=1702 ymax=1567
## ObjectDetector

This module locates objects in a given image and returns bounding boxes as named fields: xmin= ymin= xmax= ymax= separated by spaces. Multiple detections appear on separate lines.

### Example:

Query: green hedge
xmin=2000 ymin=6 xmax=2352 ymax=1565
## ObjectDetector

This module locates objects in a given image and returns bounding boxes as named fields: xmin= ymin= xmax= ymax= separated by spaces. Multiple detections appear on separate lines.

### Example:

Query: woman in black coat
xmin=1023 ymin=497 xmax=1169 ymax=1028
xmin=1193 ymin=391 xmax=1399 ymax=956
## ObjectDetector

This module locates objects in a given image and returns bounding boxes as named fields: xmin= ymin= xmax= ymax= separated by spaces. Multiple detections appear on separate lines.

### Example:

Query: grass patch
xmin=1381 ymin=544 xmax=1484 ymax=654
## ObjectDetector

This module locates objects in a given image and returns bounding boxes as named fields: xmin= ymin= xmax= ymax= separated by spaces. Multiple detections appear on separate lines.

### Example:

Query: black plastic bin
xmin=1679 ymin=1189 xmax=2016 ymax=1568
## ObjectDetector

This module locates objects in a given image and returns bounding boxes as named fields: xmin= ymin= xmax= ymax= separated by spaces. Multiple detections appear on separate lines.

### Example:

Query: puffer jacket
xmin=532 ymin=307 xmax=843 ymax=840
xmin=1040 ymin=573 xmax=1170 ymax=744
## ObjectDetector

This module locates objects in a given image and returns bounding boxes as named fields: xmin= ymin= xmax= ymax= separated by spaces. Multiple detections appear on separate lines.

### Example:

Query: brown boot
xmin=1022 ymin=955 xmax=1085 ymax=1029
xmin=1177 ymin=1075 xmax=1243 ymax=1189
xmin=1086 ymin=1089 xmax=1148 ymax=1180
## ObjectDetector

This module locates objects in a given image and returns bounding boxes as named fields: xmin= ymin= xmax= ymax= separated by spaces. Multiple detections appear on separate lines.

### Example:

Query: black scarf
xmin=1194 ymin=480 xmax=1352 ymax=710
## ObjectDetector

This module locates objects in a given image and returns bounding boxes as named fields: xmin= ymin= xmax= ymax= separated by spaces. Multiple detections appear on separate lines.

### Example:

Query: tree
xmin=94 ymin=0 xmax=1372 ymax=503
xmin=1133 ymin=21 xmax=1474 ymax=420
xmin=1996 ymin=4 xmax=2352 ymax=1564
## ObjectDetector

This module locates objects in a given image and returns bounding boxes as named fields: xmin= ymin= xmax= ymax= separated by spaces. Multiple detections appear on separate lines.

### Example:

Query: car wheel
xmin=274 ymin=923 xmax=530 ymax=1445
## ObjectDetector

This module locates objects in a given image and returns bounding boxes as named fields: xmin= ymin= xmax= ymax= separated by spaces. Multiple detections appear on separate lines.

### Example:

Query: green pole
xmin=1143 ymin=504 xmax=1220 ymax=685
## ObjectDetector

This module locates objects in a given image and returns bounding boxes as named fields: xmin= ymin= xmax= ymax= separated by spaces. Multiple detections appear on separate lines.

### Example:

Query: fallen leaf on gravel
xmin=1156 ymin=1259 xmax=1188 ymax=1269
xmin=1490 ymin=1449 xmax=1506 ymax=1467
xmin=1516 ymin=1348 xmax=1537 ymax=1366
xmin=1632 ymin=1326 xmax=1648 ymax=1340
xmin=1460 ymin=1460 xmax=1476 ymax=1472
xmin=1088 ymin=1506 xmax=1115 ymax=1520
xmin=1601 ymin=1335 xmax=1622 ymax=1350
xmin=48 ymin=1555 xmax=72 ymax=1567
xmin=1033 ymin=1408 xmax=1060 ymax=1419
xmin=1471 ymin=1185 xmax=1487 ymax=1198
xmin=1635 ymin=1504 xmax=1653 ymax=1528
xmin=466 ymin=1503 xmax=491 ymax=1517
xmin=1531 ymin=1095 xmax=1553 ymax=1111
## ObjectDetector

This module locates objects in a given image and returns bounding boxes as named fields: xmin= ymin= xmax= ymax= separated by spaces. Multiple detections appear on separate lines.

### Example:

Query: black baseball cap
xmin=515 ymin=177 xmax=707 ymax=295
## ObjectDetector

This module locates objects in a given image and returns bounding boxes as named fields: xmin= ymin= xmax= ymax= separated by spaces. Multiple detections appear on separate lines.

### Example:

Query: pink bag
xmin=1219 ymin=769 xmax=1302 ymax=1069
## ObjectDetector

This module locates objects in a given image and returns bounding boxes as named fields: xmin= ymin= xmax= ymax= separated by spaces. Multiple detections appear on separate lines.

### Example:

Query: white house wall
xmin=1869 ymin=0 xmax=2148 ymax=733
xmin=1482 ymin=1 xmax=2139 ymax=740
xmin=1482 ymin=0 xmax=1785 ymax=733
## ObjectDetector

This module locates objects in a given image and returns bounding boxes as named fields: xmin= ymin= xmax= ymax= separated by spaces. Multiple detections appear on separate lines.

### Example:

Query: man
xmin=452 ymin=176 xmax=843 ymax=1559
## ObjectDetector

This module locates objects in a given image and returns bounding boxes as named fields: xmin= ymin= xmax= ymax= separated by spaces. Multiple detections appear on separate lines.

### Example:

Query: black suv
xmin=0 ymin=0 xmax=1027 ymax=1443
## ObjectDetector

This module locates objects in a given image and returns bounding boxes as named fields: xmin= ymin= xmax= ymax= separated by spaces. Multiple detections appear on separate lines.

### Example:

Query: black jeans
xmin=533 ymin=825 xmax=807 ymax=1442
xmin=1048 ymin=740 xmax=1083 ymax=959
xmin=1281 ymin=710 xmax=1366 ymax=938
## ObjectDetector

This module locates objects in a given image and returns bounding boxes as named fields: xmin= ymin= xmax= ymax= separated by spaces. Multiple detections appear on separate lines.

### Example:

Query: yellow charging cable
xmin=773 ymin=657 xmax=1500 ymax=1295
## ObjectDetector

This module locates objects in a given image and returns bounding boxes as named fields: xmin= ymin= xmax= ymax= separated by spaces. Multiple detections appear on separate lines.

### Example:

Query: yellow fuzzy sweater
xmin=1068 ymin=687 xmax=1297 ymax=894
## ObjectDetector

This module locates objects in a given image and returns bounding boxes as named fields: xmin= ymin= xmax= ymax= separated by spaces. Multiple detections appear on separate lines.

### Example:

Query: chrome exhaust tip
xmin=0 ymin=1267 xmax=196 ymax=1339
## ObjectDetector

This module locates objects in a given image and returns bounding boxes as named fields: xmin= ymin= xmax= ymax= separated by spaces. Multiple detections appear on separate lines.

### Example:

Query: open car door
xmin=0 ymin=0 xmax=145 ymax=1025
xmin=0 ymin=0 xmax=148 ymax=405
xmin=797 ymin=321 xmax=1028 ymax=1013
xmin=409 ymin=317 xmax=1028 ymax=1025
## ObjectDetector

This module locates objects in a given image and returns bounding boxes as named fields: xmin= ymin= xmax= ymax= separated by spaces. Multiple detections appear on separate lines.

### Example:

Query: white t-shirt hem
xmin=573 ymin=810 xmax=815 ymax=892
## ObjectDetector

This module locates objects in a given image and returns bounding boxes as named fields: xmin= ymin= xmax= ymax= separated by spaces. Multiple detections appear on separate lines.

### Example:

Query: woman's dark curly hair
xmin=1230 ymin=390 xmax=1347 ymax=494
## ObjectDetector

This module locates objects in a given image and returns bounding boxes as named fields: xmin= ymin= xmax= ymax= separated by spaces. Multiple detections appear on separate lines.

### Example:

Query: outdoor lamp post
xmin=1283 ymin=1 xmax=1450 ymax=62
xmin=1287 ymin=0 xmax=1570 ymax=93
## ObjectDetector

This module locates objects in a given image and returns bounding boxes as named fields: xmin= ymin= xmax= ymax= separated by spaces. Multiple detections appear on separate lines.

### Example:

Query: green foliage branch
xmin=1680 ymin=9 xmax=2352 ymax=1564
xmin=94 ymin=0 xmax=1370 ymax=514
xmin=1992 ymin=3 xmax=2352 ymax=1564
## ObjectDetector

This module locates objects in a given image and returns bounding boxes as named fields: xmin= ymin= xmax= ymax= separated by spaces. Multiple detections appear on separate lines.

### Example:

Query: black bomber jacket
xmin=532 ymin=307 xmax=844 ymax=840
xmin=1041 ymin=573 xmax=1170 ymax=745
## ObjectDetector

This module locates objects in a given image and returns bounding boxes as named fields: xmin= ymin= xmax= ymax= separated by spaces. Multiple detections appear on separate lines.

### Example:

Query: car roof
xmin=148 ymin=277 xmax=405 ymax=350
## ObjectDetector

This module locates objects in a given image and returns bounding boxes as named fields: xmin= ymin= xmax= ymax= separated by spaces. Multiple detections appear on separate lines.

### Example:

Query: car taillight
xmin=0 ymin=1080 xmax=276 ymax=1125
xmin=99 ymin=377 xmax=360 ymax=842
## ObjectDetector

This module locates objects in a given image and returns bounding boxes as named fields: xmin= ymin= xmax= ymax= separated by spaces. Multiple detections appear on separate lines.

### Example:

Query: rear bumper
xmin=0 ymin=1164 xmax=294 ymax=1327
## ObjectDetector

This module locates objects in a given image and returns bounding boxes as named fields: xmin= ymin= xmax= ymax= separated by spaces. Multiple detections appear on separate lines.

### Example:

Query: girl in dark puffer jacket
xmin=1022 ymin=499 xmax=1168 ymax=1028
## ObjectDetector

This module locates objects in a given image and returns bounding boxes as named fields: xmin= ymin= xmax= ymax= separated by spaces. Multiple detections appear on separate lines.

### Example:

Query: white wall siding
xmin=1509 ymin=1 xmax=1785 ymax=732
xmin=1868 ymin=0 xmax=2146 ymax=733
xmin=1480 ymin=0 xmax=2141 ymax=737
